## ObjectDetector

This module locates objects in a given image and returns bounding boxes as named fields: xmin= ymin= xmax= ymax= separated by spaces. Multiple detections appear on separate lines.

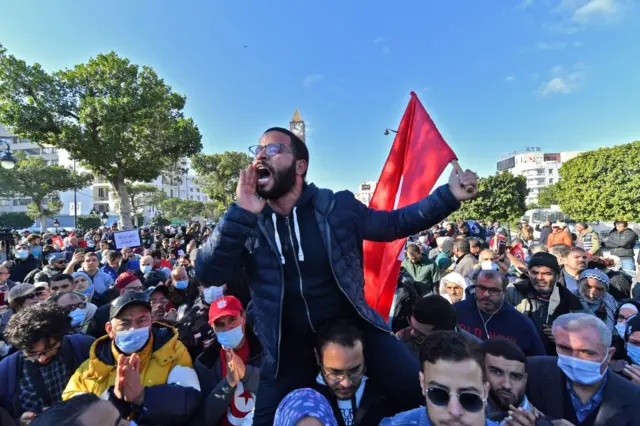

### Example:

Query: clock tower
xmin=289 ymin=109 xmax=305 ymax=142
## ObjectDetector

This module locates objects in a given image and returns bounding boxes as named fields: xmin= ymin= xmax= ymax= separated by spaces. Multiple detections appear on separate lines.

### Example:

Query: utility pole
xmin=73 ymin=159 xmax=77 ymax=229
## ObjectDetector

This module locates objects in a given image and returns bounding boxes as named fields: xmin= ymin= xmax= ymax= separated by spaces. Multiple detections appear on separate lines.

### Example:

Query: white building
xmin=355 ymin=181 xmax=376 ymax=206
xmin=0 ymin=123 xmax=208 ymax=227
xmin=496 ymin=147 xmax=582 ymax=204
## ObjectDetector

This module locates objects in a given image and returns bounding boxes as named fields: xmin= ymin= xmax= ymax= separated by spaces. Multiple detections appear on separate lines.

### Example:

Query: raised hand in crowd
xmin=236 ymin=164 xmax=266 ymax=214
xmin=448 ymin=162 xmax=479 ymax=201
xmin=225 ymin=348 xmax=246 ymax=387
xmin=114 ymin=353 xmax=144 ymax=405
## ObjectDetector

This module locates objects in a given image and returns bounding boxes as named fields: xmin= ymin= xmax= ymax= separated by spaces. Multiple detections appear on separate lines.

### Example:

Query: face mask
xmin=31 ymin=246 xmax=42 ymax=257
xmin=627 ymin=344 xmax=640 ymax=365
xmin=557 ymin=353 xmax=607 ymax=385
xmin=82 ymin=284 xmax=95 ymax=297
xmin=203 ymin=286 xmax=225 ymax=304
xmin=141 ymin=265 xmax=153 ymax=274
xmin=115 ymin=327 xmax=150 ymax=354
xmin=87 ymin=240 xmax=95 ymax=248
xmin=69 ymin=308 xmax=86 ymax=327
xmin=174 ymin=280 xmax=189 ymax=290
xmin=15 ymin=250 xmax=28 ymax=259
xmin=215 ymin=324 xmax=244 ymax=349
xmin=615 ymin=322 xmax=627 ymax=338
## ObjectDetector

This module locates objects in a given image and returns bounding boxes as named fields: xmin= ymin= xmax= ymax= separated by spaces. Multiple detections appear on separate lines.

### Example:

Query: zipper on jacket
xmin=286 ymin=217 xmax=315 ymax=333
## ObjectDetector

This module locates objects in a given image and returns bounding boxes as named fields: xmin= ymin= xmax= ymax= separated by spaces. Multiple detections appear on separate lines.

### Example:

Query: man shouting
xmin=197 ymin=127 xmax=478 ymax=425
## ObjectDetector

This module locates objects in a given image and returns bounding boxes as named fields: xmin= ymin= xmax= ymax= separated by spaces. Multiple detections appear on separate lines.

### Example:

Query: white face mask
xmin=557 ymin=353 xmax=608 ymax=385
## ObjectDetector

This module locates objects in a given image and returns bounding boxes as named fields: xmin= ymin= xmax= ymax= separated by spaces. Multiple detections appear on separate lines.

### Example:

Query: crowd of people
xmin=0 ymin=126 xmax=639 ymax=425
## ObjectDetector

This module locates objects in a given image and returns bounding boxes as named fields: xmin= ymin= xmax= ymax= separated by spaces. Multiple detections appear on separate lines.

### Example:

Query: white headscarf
xmin=439 ymin=272 xmax=469 ymax=304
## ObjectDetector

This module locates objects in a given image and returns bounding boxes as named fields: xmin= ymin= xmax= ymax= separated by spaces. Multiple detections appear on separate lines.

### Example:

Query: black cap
xmin=145 ymin=285 xmax=170 ymax=298
xmin=109 ymin=292 xmax=151 ymax=320
xmin=527 ymin=252 xmax=560 ymax=275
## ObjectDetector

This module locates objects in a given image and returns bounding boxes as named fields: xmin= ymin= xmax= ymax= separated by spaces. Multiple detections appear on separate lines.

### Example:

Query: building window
xmin=48 ymin=160 xmax=59 ymax=166
xmin=549 ymin=178 xmax=554 ymax=184
xmin=42 ymin=147 xmax=58 ymax=154
xmin=98 ymin=188 xmax=105 ymax=198
xmin=548 ymin=168 xmax=553 ymax=174
xmin=190 ymin=188 xmax=194 ymax=192
xmin=170 ymin=189 xmax=174 ymax=198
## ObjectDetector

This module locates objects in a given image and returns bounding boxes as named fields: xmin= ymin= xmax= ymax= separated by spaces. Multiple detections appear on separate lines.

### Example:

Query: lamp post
xmin=383 ymin=128 xmax=398 ymax=136
xmin=0 ymin=141 xmax=16 ymax=170
xmin=100 ymin=212 xmax=109 ymax=226
xmin=53 ymin=219 xmax=60 ymax=235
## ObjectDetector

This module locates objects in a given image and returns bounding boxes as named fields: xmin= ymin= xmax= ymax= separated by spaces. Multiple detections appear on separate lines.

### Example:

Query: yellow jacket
xmin=63 ymin=323 xmax=201 ymax=425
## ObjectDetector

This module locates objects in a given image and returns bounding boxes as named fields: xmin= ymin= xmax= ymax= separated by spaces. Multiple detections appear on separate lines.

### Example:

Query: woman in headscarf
xmin=620 ymin=314 xmax=640 ymax=385
xmin=577 ymin=269 xmax=619 ymax=331
xmin=438 ymin=272 xmax=468 ymax=304
xmin=72 ymin=271 xmax=95 ymax=302
xmin=274 ymin=388 xmax=338 ymax=426
xmin=611 ymin=301 xmax=640 ymax=360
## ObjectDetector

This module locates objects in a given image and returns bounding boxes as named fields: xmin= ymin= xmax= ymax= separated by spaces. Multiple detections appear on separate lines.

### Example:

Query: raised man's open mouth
xmin=256 ymin=164 xmax=273 ymax=186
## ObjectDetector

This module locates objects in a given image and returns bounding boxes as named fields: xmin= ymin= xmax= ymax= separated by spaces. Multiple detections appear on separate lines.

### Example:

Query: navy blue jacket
xmin=454 ymin=297 xmax=546 ymax=357
xmin=196 ymin=183 xmax=461 ymax=377
xmin=0 ymin=334 xmax=94 ymax=420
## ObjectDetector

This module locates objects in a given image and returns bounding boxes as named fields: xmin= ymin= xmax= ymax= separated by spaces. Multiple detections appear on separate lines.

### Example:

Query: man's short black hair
xmin=454 ymin=239 xmax=471 ymax=255
xmin=412 ymin=295 xmax=457 ymax=331
xmin=469 ymin=238 xmax=480 ymax=248
xmin=150 ymin=249 xmax=163 ymax=259
xmin=315 ymin=318 xmax=364 ymax=362
xmin=478 ymin=338 xmax=527 ymax=366
xmin=550 ymin=244 xmax=571 ymax=260
xmin=4 ymin=303 xmax=71 ymax=350
xmin=263 ymin=127 xmax=310 ymax=179
xmin=476 ymin=269 xmax=509 ymax=290
xmin=50 ymin=273 xmax=74 ymax=285
xmin=419 ymin=330 xmax=482 ymax=372
xmin=30 ymin=392 xmax=101 ymax=426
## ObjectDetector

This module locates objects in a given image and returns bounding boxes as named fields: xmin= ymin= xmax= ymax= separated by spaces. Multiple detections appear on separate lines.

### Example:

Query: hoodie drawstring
xmin=292 ymin=207 xmax=305 ymax=262
xmin=272 ymin=213 xmax=285 ymax=264
xmin=271 ymin=209 xmax=305 ymax=264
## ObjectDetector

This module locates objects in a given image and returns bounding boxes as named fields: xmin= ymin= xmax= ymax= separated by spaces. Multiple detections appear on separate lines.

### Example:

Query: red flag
xmin=363 ymin=92 xmax=457 ymax=320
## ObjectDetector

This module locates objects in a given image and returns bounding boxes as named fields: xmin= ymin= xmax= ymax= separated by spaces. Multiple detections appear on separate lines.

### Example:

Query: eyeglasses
xmin=23 ymin=341 xmax=62 ymax=361
xmin=322 ymin=364 xmax=365 ymax=384
xmin=426 ymin=387 xmax=486 ymax=413
xmin=248 ymin=144 xmax=292 ymax=157
xmin=475 ymin=284 xmax=503 ymax=296
xmin=124 ymin=286 xmax=145 ymax=293
xmin=63 ymin=302 xmax=87 ymax=311
xmin=150 ymin=298 xmax=169 ymax=306
xmin=617 ymin=314 xmax=633 ymax=322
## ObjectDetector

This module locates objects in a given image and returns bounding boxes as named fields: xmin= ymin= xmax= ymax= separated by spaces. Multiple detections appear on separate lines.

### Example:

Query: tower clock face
xmin=291 ymin=122 xmax=304 ymax=136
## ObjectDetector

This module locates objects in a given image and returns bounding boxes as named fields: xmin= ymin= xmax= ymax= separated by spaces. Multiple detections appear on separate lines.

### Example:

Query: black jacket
xmin=526 ymin=356 xmax=640 ymax=425
xmin=314 ymin=377 xmax=396 ymax=426
xmin=85 ymin=303 xmax=110 ymax=339
xmin=607 ymin=229 xmax=638 ymax=258
xmin=9 ymin=256 xmax=40 ymax=283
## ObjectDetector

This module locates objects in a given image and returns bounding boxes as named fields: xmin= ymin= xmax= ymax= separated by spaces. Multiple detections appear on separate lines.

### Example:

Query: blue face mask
xmin=141 ymin=265 xmax=153 ymax=274
xmin=69 ymin=308 xmax=86 ymax=327
xmin=557 ymin=353 xmax=607 ymax=385
xmin=627 ymin=344 xmax=640 ymax=365
xmin=115 ymin=327 xmax=150 ymax=354
xmin=215 ymin=324 xmax=244 ymax=349
xmin=14 ymin=250 xmax=28 ymax=259
xmin=203 ymin=286 xmax=225 ymax=304
xmin=174 ymin=280 xmax=189 ymax=290
xmin=87 ymin=240 xmax=95 ymax=248
xmin=31 ymin=246 xmax=42 ymax=257
xmin=616 ymin=322 xmax=627 ymax=338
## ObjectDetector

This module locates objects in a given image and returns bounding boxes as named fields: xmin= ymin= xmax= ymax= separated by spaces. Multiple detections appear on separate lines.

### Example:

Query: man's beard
xmin=490 ymin=388 xmax=521 ymax=412
xmin=257 ymin=161 xmax=297 ymax=200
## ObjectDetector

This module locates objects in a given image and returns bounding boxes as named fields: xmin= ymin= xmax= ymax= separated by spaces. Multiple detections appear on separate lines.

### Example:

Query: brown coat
xmin=546 ymin=230 xmax=572 ymax=248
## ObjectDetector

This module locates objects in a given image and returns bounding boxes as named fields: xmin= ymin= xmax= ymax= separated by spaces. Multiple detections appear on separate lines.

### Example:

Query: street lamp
xmin=384 ymin=128 xmax=398 ymax=136
xmin=0 ymin=141 xmax=16 ymax=170
xmin=53 ymin=219 xmax=60 ymax=234
xmin=89 ymin=208 xmax=97 ymax=216
xmin=100 ymin=212 xmax=109 ymax=225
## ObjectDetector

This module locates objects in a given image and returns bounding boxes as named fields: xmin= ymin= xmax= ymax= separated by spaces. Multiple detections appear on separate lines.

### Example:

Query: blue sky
xmin=1 ymin=0 xmax=639 ymax=192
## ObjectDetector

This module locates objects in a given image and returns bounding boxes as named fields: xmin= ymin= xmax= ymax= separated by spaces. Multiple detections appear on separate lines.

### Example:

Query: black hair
xmin=476 ymin=269 xmax=509 ymax=290
xmin=30 ymin=392 xmax=101 ymax=426
xmin=419 ymin=330 xmax=482 ymax=373
xmin=50 ymin=274 xmax=74 ymax=285
xmin=143 ymin=271 xmax=165 ymax=288
xmin=569 ymin=246 xmax=586 ymax=254
xmin=263 ymin=127 xmax=310 ymax=179
xmin=4 ymin=303 xmax=71 ymax=350
xmin=478 ymin=338 xmax=527 ymax=366
xmin=412 ymin=295 xmax=457 ymax=331
xmin=550 ymin=243 xmax=571 ymax=259
xmin=315 ymin=318 xmax=364 ymax=362
xmin=454 ymin=239 xmax=471 ymax=255
xmin=469 ymin=238 xmax=480 ymax=248
xmin=150 ymin=249 xmax=163 ymax=259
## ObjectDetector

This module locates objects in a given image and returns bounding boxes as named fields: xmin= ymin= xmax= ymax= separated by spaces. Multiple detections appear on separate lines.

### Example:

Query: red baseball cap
xmin=208 ymin=295 xmax=243 ymax=324
xmin=115 ymin=271 xmax=141 ymax=291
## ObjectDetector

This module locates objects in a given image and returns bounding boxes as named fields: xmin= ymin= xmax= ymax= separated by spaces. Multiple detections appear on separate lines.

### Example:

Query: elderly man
xmin=526 ymin=313 xmax=640 ymax=425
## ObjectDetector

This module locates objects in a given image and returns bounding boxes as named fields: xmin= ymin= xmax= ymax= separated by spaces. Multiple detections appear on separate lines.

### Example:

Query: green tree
xmin=0 ymin=212 xmax=33 ymax=228
xmin=0 ymin=45 xmax=202 ymax=230
xmin=159 ymin=198 xmax=205 ymax=222
xmin=191 ymin=151 xmax=252 ymax=208
xmin=124 ymin=183 xmax=164 ymax=227
xmin=202 ymin=201 xmax=225 ymax=222
xmin=0 ymin=153 xmax=92 ymax=231
xmin=76 ymin=216 xmax=102 ymax=231
xmin=554 ymin=142 xmax=640 ymax=221
xmin=537 ymin=183 xmax=562 ymax=209
xmin=449 ymin=171 xmax=527 ymax=224
xmin=150 ymin=214 xmax=170 ymax=228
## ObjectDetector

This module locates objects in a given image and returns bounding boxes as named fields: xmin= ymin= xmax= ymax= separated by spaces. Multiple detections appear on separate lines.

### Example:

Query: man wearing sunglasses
xmin=455 ymin=270 xmax=546 ymax=357
xmin=197 ymin=127 xmax=479 ymax=425
xmin=381 ymin=331 xmax=497 ymax=426
xmin=0 ymin=303 xmax=94 ymax=425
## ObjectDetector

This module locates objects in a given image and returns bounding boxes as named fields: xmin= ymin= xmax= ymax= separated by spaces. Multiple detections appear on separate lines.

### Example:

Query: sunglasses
xmin=426 ymin=387 xmax=485 ymax=413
